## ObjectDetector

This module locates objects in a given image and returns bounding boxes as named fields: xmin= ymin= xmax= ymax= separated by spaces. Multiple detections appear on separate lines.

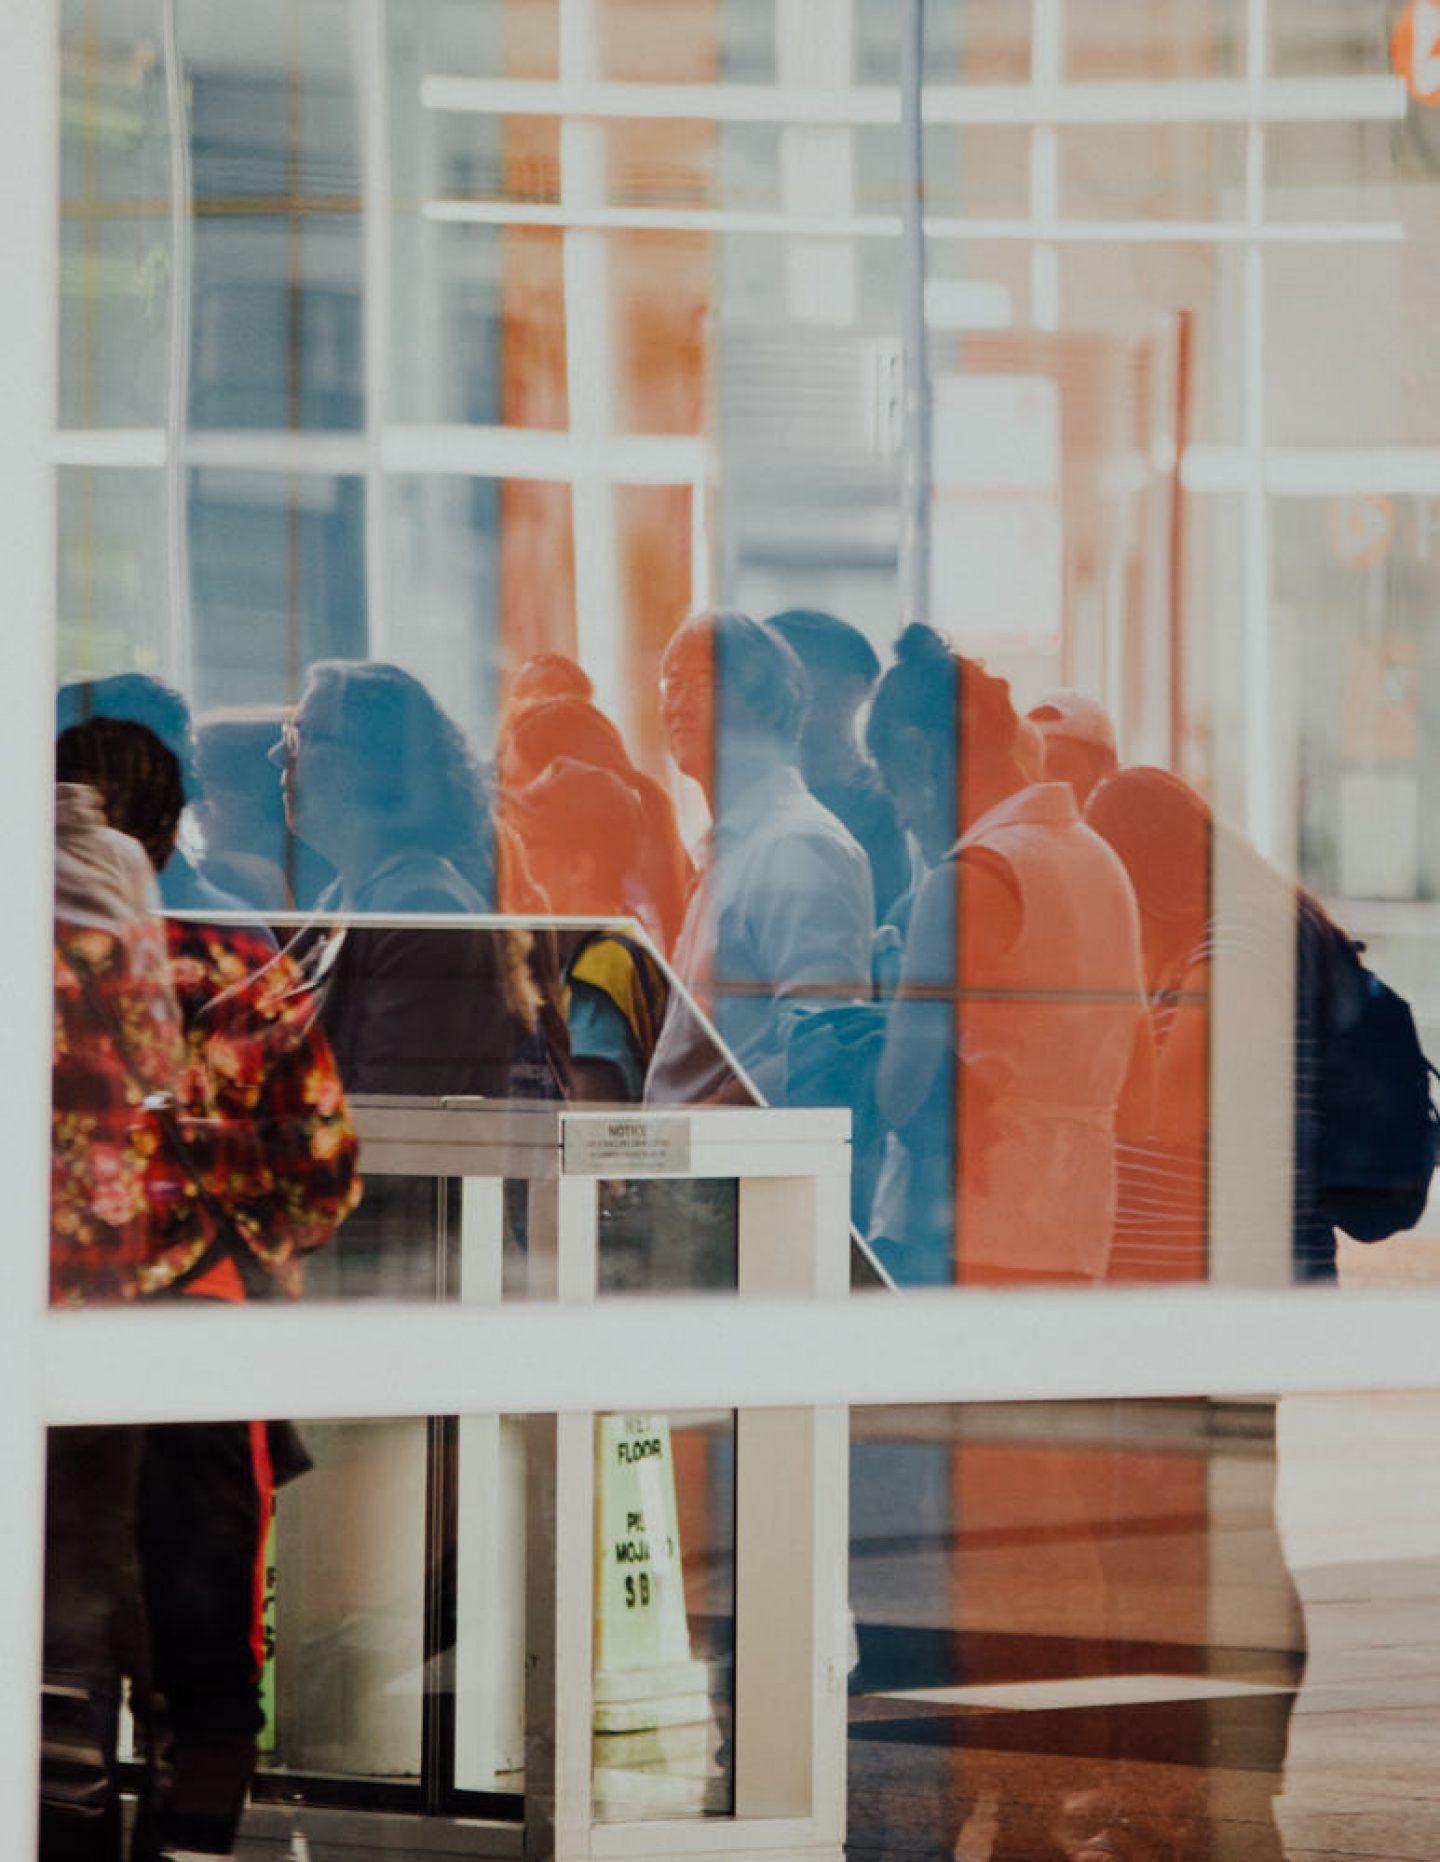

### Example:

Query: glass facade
xmin=23 ymin=0 xmax=1440 ymax=1857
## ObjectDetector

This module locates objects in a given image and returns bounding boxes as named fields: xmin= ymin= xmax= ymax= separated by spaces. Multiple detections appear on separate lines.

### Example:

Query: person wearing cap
xmin=1027 ymin=688 xmax=1119 ymax=809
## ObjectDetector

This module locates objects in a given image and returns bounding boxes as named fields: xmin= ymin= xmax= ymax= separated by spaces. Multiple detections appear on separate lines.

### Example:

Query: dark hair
xmin=766 ymin=609 xmax=881 ymax=689
xmin=56 ymin=674 xmax=201 ymax=805
xmin=865 ymin=624 xmax=958 ymax=765
xmin=866 ymin=624 xmax=1025 ymax=818
xmin=306 ymin=661 xmax=498 ymax=900
xmin=56 ymin=716 xmax=185 ymax=872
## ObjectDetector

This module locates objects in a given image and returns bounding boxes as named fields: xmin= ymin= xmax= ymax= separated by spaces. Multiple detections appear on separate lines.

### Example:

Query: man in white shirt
xmin=645 ymin=610 xmax=875 ymax=1105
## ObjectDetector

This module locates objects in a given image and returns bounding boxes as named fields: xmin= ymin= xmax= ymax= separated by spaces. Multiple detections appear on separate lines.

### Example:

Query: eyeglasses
xmin=269 ymin=720 xmax=344 ymax=768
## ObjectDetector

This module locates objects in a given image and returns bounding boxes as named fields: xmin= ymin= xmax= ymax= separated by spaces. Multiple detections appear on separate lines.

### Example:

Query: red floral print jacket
xmin=52 ymin=920 xmax=361 ymax=1305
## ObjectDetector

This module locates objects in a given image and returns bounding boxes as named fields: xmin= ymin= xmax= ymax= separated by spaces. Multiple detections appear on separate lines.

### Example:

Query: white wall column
xmin=0 ymin=0 xmax=60 ymax=1848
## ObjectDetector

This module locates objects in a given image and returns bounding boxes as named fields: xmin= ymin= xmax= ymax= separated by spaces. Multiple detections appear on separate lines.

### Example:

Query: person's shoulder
xmin=159 ymin=849 xmax=250 ymax=918
xmin=359 ymin=850 xmax=485 ymax=914
xmin=773 ymin=783 xmax=868 ymax=860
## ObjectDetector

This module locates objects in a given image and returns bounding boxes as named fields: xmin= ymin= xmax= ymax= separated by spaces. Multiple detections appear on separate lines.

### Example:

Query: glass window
xmin=1266 ymin=118 xmax=1429 ymax=221
xmin=1060 ymin=240 xmax=1245 ymax=446
xmin=1064 ymin=0 xmax=1245 ymax=79
xmin=186 ymin=469 xmax=366 ymax=709
xmin=184 ymin=0 xmax=364 ymax=431
xmin=1058 ymin=123 xmax=1247 ymax=223
xmin=1264 ymin=232 xmax=1440 ymax=447
xmin=32 ymin=0 xmax=1440 ymax=1854
xmin=1270 ymin=0 xmax=1396 ymax=77
xmin=857 ymin=0 xmax=1030 ymax=86
xmin=59 ymin=0 xmax=173 ymax=429
xmin=58 ymin=467 xmax=170 ymax=678
xmin=390 ymin=220 xmax=567 ymax=429
xmin=385 ymin=474 xmax=566 ymax=758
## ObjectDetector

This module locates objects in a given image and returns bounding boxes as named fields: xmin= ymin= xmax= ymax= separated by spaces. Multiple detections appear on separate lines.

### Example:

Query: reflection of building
xmin=59 ymin=3 xmax=1440 ymax=926
xmin=24 ymin=6 xmax=1440 ymax=1860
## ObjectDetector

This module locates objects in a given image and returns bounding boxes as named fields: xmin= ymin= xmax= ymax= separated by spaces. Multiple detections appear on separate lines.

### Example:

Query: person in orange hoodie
xmin=500 ymin=688 xmax=693 ymax=954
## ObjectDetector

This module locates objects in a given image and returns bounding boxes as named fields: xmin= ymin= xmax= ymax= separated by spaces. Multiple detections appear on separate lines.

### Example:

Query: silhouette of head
xmin=1085 ymin=765 xmax=1211 ymax=983
xmin=1029 ymin=689 xmax=1119 ymax=807
xmin=507 ymin=652 xmax=594 ymax=715
xmin=55 ymin=715 xmax=185 ymax=873
xmin=273 ymin=661 xmax=492 ymax=879
xmin=56 ymin=674 xmax=202 ymax=810
xmin=508 ymin=757 xmax=644 ymax=917
xmin=195 ymin=708 xmax=288 ymax=838
xmin=867 ymin=623 xmax=1024 ymax=860
xmin=659 ymin=610 xmax=805 ymax=796
xmin=766 ymin=608 xmax=882 ymax=780
xmin=500 ymin=694 xmax=637 ymax=795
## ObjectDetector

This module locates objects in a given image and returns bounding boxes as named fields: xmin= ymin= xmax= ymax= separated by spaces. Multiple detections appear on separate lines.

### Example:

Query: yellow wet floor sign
xmin=593 ymin=1414 xmax=710 ymax=1733
xmin=258 ymin=1508 xmax=277 ymax=1756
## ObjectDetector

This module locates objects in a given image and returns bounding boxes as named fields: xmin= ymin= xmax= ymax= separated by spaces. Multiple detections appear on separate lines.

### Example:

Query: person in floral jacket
xmin=55 ymin=706 xmax=361 ymax=1861
xmin=55 ymin=703 xmax=362 ymax=1303
xmin=52 ymin=857 xmax=187 ymax=1304
xmin=47 ymin=779 xmax=186 ymax=1862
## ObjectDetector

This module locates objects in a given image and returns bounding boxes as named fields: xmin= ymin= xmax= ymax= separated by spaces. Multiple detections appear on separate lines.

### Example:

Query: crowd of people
xmin=49 ymin=599 xmax=1400 ymax=1857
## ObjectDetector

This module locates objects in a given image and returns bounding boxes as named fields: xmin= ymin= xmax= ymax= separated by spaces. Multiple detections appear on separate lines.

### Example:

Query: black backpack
xmin=1301 ymin=908 xmax=1440 ymax=1242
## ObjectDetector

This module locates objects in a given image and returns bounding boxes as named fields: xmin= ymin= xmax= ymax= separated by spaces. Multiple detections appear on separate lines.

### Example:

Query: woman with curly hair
xmin=54 ymin=711 xmax=361 ymax=1862
xmin=272 ymin=660 xmax=565 ymax=1105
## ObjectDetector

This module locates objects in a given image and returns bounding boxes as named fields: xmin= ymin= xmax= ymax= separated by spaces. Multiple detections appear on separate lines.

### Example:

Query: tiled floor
xmin=228 ymin=1397 xmax=1440 ymax=1861
xmin=843 ymin=1398 xmax=1440 ymax=1861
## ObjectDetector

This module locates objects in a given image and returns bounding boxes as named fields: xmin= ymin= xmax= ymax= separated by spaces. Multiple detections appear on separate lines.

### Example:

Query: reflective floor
xmin=227 ymin=1395 xmax=1440 ymax=1861
xmin=848 ymin=1401 xmax=1299 ymax=1861
xmin=847 ymin=1397 xmax=1440 ymax=1862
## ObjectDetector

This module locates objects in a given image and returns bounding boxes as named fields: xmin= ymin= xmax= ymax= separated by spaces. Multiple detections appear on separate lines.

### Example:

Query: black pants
xmin=132 ymin=1421 xmax=271 ymax=1859
xmin=41 ymin=1427 xmax=146 ymax=1862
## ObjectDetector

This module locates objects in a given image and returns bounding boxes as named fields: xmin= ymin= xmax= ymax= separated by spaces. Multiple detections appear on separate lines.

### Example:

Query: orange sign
xmin=1392 ymin=0 xmax=1440 ymax=105
xmin=1328 ymin=493 xmax=1396 ymax=570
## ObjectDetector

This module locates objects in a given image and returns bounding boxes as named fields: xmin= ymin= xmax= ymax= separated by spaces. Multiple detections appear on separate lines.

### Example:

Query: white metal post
xmin=1206 ymin=0 xmax=1296 ymax=1292
xmin=1029 ymin=0 xmax=1063 ymax=330
xmin=898 ymin=0 xmax=932 ymax=630
xmin=526 ymin=1174 xmax=600 ymax=1861
xmin=0 ymin=0 xmax=59 ymax=1848
xmin=558 ymin=0 xmax=627 ymax=736
xmin=0 ymin=0 xmax=58 ymax=1847
xmin=354 ymin=0 xmax=394 ymax=662
xmin=734 ymin=1172 xmax=849 ymax=1853
xmin=455 ymin=1177 xmax=527 ymax=1787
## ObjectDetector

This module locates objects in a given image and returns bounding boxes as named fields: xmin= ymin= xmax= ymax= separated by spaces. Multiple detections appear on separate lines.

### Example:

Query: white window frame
xmin=21 ymin=2 xmax=1440 ymax=1853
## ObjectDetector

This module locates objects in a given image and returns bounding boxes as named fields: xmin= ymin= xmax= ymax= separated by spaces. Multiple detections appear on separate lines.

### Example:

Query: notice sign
xmin=563 ymin=1114 xmax=691 ymax=1177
